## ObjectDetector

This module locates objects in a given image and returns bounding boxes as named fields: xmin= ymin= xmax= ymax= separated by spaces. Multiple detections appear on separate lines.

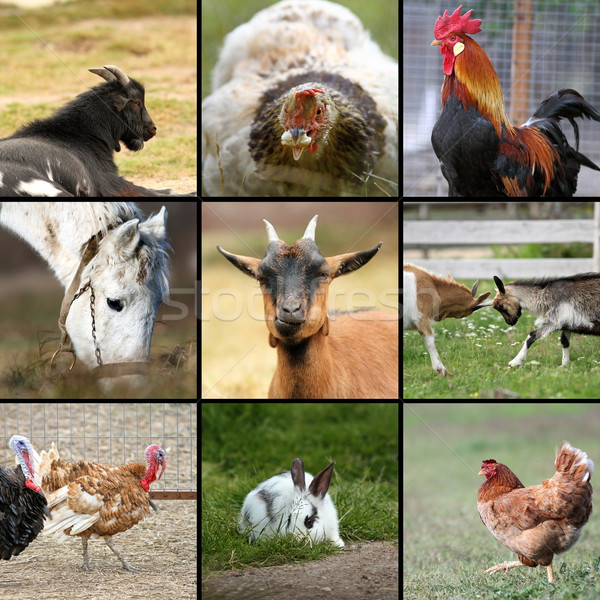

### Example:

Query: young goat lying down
xmin=493 ymin=273 xmax=600 ymax=367
xmin=403 ymin=264 xmax=490 ymax=375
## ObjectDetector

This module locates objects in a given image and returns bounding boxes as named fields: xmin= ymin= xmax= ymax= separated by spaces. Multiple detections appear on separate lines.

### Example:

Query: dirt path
xmin=203 ymin=541 xmax=398 ymax=600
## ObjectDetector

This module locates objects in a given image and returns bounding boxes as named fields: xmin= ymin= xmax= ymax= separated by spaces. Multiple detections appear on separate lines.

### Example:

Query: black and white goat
xmin=0 ymin=65 xmax=195 ymax=197
xmin=493 ymin=273 xmax=600 ymax=368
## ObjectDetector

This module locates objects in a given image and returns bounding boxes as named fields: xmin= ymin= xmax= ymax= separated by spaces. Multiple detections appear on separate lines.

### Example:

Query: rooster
xmin=431 ymin=5 xmax=600 ymax=197
xmin=202 ymin=0 xmax=398 ymax=196
xmin=37 ymin=442 xmax=166 ymax=571
xmin=478 ymin=442 xmax=593 ymax=584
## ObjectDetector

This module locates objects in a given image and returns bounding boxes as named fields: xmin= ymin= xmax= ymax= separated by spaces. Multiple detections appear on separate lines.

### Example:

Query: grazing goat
xmin=493 ymin=273 xmax=600 ymax=367
xmin=217 ymin=215 xmax=398 ymax=399
xmin=0 ymin=65 xmax=194 ymax=197
xmin=403 ymin=264 xmax=490 ymax=375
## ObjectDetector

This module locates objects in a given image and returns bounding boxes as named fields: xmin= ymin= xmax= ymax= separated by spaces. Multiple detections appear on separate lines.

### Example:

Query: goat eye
xmin=107 ymin=298 xmax=124 ymax=312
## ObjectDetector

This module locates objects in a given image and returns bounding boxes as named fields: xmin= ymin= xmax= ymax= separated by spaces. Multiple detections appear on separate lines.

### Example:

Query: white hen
xmin=202 ymin=0 xmax=398 ymax=196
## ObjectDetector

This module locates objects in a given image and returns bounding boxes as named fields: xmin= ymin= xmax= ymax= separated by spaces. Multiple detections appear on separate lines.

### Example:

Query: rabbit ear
xmin=291 ymin=458 xmax=306 ymax=491
xmin=309 ymin=462 xmax=335 ymax=499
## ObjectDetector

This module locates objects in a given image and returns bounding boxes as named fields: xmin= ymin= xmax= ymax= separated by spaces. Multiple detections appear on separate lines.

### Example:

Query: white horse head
xmin=63 ymin=206 xmax=170 ymax=385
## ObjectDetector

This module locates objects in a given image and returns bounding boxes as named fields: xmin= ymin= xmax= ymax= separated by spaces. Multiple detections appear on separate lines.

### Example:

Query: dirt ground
xmin=202 ymin=541 xmax=398 ymax=600
xmin=134 ymin=176 xmax=197 ymax=196
xmin=1 ymin=499 xmax=197 ymax=600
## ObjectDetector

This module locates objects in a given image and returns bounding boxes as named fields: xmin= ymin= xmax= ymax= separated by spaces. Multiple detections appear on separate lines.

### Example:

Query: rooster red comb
xmin=434 ymin=5 xmax=482 ymax=39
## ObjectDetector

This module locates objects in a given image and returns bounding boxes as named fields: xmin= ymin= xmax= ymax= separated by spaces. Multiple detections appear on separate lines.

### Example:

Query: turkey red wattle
xmin=141 ymin=444 xmax=166 ymax=492
xmin=279 ymin=87 xmax=329 ymax=160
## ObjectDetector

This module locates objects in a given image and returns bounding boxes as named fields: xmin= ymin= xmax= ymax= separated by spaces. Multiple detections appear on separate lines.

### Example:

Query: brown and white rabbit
xmin=239 ymin=458 xmax=344 ymax=547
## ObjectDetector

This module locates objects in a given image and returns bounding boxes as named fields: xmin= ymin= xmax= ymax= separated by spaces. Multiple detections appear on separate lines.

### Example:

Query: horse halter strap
xmin=52 ymin=229 xmax=150 ymax=379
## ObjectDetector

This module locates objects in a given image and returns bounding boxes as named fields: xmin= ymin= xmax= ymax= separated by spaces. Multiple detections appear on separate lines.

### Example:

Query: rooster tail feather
xmin=525 ymin=89 xmax=600 ymax=156
xmin=527 ymin=89 xmax=600 ymax=125
xmin=555 ymin=441 xmax=594 ymax=483
xmin=524 ymin=89 xmax=600 ymax=173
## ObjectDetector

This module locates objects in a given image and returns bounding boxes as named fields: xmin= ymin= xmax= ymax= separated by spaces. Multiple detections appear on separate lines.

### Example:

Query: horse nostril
xmin=107 ymin=298 xmax=124 ymax=312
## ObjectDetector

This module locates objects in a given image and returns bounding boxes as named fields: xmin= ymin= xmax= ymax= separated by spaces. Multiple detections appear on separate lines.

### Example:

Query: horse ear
xmin=112 ymin=219 xmax=141 ymax=259
xmin=140 ymin=206 xmax=168 ymax=242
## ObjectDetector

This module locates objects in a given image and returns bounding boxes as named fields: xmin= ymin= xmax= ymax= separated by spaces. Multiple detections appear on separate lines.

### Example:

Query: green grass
xmin=202 ymin=402 xmax=398 ymax=573
xmin=403 ymin=278 xmax=600 ymax=399
xmin=403 ymin=404 xmax=600 ymax=600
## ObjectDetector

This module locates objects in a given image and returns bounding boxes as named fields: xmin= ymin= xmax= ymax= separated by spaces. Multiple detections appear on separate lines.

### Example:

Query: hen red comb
xmin=296 ymin=88 xmax=324 ymax=101
xmin=434 ymin=5 xmax=482 ymax=39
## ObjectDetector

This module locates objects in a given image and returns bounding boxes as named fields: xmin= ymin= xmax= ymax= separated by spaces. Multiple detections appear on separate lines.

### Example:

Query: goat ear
xmin=471 ymin=280 xmax=479 ymax=296
xmin=327 ymin=242 xmax=382 ymax=279
xmin=217 ymin=246 xmax=261 ymax=278
xmin=493 ymin=276 xmax=506 ymax=294
xmin=471 ymin=292 xmax=492 ymax=310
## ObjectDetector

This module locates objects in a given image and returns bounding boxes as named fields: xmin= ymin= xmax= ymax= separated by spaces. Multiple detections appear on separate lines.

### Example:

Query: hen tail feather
xmin=555 ymin=441 xmax=594 ymax=483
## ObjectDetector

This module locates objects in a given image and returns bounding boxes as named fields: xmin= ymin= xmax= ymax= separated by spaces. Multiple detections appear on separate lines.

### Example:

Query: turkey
xmin=202 ymin=0 xmax=398 ymax=196
xmin=0 ymin=435 xmax=50 ymax=560
xmin=38 ymin=442 xmax=166 ymax=571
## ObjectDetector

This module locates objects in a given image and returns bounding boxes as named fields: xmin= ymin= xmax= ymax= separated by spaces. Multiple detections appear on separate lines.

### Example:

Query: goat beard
xmin=122 ymin=138 xmax=145 ymax=152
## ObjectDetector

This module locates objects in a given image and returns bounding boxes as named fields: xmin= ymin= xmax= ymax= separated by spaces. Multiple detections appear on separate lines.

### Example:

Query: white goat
xmin=493 ymin=274 xmax=600 ymax=367
xmin=403 ymin=264 xmax=490 ymax=376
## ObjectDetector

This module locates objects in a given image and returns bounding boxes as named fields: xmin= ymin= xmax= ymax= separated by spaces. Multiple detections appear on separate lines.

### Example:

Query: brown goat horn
xmin=302 ymin=215 xmax=318 ymax=240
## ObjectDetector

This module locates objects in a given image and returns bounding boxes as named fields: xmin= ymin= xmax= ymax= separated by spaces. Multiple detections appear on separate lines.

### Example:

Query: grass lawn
xmin=403 ymin=278 xmax=600 ymax=399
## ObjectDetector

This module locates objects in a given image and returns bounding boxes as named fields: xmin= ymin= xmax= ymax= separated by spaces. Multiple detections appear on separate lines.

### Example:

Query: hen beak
xmin=478 ymin=470 xmax=485 ymax=475
xmin=431 ymin=40 xmax=442 ymax=46
xmin=281 ymin=127 xmax=312 ymax=161
xmin=292 ymin=146 xmax=304 ymax=161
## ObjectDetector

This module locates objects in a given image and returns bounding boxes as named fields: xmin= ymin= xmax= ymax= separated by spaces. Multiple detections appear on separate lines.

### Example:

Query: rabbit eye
xmin=305 ymin=511 xmax=318 ymax=529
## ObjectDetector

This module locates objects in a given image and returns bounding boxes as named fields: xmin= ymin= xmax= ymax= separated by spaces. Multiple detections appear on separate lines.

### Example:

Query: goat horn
xmin=104 ymin=65 xmax=130 ymax=85
xmin=263 ymin=219 xmax=280 ymax=243
xmin=89 ymin=65 xmax=130 ymax=85
xmin=303 ymin=215 xmax=318 ymax=240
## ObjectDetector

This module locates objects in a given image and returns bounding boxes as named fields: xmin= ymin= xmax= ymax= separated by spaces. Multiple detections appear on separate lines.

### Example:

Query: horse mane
xmin=81 ymin=202 xmax=143 ymax=235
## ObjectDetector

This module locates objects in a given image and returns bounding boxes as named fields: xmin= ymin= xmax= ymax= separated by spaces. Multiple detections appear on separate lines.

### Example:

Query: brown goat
xmin=217 ymin=215 xmax=398 ymax=399
xmin=403 ymin=264 xmax=491 ymax=375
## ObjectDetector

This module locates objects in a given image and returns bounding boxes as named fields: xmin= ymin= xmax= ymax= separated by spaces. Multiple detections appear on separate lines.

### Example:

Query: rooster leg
xmin=81 ymin=535 xmax=92 ymax=570
xmin=104 ymin=536 xmax=139 ymax=572
xmin=484 ymin=560 xmax=523 ymax=575
xmin=546 ymin=565 xmax=555 ymax=584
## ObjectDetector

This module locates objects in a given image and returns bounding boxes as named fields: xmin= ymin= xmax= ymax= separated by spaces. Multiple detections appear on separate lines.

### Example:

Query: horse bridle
xmin=50 ymin=229 xmax=151 ymax=379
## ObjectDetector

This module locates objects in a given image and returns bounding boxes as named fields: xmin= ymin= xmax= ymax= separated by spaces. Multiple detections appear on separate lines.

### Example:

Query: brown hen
xmin=477 ymin=442 xmax=593 ymax=584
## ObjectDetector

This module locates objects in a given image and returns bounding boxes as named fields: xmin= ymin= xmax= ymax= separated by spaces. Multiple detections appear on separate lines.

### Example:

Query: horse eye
xmin=107 ymin=299 xmax=124 ymax=312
